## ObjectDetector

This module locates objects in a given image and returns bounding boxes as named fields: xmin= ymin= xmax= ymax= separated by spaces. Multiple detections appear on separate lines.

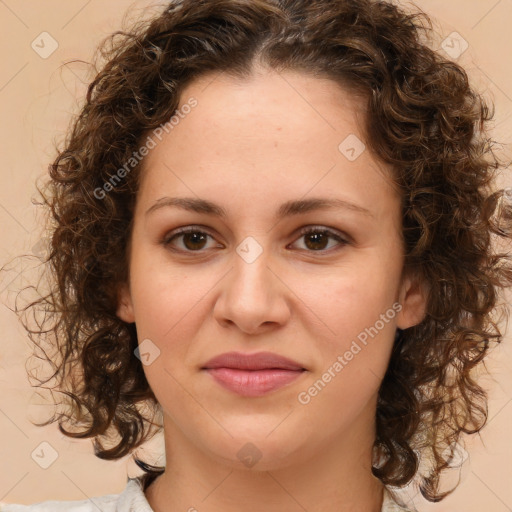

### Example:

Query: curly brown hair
xmin=15 ymin=0 xmax=512 ymax=503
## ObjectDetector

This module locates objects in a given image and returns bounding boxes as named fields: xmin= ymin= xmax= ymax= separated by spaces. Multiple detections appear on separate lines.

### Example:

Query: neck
xmin=145 ymin=405 xmax=385 ymax=512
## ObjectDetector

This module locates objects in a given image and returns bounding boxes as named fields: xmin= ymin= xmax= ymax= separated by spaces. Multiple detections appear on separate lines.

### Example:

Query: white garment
xmin=0 ymin=477 xmax=410 ymax=511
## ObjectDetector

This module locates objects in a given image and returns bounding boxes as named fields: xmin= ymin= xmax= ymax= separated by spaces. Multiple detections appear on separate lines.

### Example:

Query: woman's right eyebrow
xmin=145 ymin=196 xmax=374 ymax=219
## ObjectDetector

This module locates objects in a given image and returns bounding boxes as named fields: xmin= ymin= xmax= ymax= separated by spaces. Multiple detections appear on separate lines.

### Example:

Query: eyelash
xmin=161 ymin=225 xmax=350 ymax=255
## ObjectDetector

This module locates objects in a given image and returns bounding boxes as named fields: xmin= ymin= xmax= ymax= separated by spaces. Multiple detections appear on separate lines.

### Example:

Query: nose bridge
xmin=229 ymin=236 xmax=273 ymax=305
xmin=213 ymin=235 xmax=289 ymax=332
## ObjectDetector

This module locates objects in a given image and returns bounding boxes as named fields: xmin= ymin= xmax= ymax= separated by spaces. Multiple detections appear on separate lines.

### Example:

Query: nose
xmin=213 ymin=243 xmax=291 ymax=335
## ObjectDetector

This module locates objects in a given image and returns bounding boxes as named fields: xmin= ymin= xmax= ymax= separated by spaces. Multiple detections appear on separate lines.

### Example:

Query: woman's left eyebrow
xmin=145 ymin=196 xmax=374 ymax=219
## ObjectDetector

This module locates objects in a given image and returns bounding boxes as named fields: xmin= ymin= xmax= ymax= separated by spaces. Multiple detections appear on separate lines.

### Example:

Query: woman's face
xmin=117 ymin=67 xmax=426 ymax=470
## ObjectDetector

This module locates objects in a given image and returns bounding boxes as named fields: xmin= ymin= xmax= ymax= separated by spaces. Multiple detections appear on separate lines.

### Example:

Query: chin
xmin=203 ymin=428 xmax=314 ymax=472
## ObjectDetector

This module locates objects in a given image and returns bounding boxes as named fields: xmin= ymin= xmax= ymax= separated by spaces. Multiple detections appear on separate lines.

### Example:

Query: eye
xmin=161 ymin=225 xmax=349 ymax=254
xmin=162 ymin=226 xmax=221 ymax=252
xmin=289 ymin=226 xmax=349 ymax=252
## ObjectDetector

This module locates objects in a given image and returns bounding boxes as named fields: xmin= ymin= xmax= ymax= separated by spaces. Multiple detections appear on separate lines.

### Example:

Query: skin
xmin=117 ymin=64 xmax=427 ymax=512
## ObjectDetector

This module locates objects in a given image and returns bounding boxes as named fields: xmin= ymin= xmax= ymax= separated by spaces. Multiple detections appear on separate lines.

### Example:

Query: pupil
xmin=181 ymin=232 xmax=329 ymax=251
xmin=184 ymin=232 xmax=206 ymax=250
xmin=306 ymin=232 xmax=328 ymax=250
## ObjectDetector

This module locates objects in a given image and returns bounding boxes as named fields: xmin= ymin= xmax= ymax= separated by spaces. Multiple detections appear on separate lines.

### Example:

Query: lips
xmin=202 ymin=351 xmax=306 ymax=371
xmin=201 ymin=351 xmax=306 ymax=397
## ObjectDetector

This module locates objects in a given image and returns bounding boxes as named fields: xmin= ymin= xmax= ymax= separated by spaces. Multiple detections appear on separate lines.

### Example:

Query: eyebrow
xmin=145 ymin=196 xmax=373 ymax=219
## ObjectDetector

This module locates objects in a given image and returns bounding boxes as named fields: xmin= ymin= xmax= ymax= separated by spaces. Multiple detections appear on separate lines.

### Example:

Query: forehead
xmin=136 ymin=68 xmax=399 ymax=219
xmin=176 ymin=67 xmax=367 ymax=143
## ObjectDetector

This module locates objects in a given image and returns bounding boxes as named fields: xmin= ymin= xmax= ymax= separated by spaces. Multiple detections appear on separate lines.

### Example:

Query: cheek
xmin=296 ymin=275 xmax=399 ymax=428
xmin=129 ymin=247 xmax=207 ymax=335
xmin=310 ymin=256 xmax=401 ymax=336
xmin=127 ymin=261 xmax=205 ymax=409
xmin=302 ymin=253 xmax=402 ymax=389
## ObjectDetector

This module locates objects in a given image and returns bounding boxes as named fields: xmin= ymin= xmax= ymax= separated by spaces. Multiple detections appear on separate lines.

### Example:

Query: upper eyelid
xmin=163 ymin=224 xmax=349 ymax=248
xmin=165 ymin=224 xmax=345 ymax=238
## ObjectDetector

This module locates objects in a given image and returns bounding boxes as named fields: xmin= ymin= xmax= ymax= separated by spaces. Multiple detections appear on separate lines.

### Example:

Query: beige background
xmin=0 ymin=0 xmax=511 ymax=510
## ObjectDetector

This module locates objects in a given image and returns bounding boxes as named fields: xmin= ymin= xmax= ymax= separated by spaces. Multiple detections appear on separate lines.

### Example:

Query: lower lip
xmin=203 ymin=368 xmax=305 ymax=397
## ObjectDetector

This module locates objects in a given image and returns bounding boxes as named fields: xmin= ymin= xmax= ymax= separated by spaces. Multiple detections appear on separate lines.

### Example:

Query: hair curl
xmin=15 ymin=0 xmax=512 ymax=503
